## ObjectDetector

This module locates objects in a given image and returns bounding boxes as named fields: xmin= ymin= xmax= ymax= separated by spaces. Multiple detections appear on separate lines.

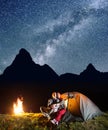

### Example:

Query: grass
xmin=0 ymin=112 xmax=108 ymax=130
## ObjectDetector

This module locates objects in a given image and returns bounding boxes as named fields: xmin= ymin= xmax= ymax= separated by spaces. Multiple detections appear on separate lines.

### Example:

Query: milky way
xmin=0 ymin=0 xmax=108 ymax=75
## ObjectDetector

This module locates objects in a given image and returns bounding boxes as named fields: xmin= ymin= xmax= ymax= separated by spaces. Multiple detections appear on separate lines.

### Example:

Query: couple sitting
xmin=40 ymin=92 xmax=67 ymax=125
xmin=40 ymin=91 xmax=103 ymax=125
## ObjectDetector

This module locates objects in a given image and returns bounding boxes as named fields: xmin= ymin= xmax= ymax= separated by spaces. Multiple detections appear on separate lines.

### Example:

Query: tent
xmin=61 ymin=92 xmax=103 ymax=121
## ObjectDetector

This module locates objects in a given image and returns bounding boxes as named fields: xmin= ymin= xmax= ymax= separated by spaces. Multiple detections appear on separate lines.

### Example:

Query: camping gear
xmin=61 ymin=92 xmax=103 ymax=121
xmin=40 ymin=91 xmax=103 ymax=122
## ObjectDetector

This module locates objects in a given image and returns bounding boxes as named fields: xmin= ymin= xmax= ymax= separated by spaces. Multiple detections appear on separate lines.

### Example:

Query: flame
xmin=13 ymin=97 xmax=24 ymax=115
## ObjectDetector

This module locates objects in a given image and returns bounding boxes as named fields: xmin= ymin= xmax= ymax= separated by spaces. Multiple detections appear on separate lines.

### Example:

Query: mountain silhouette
xmin=79 ymin=63 xmax=101 ymax=82
xmin=0 ymin=48 xmax=108 ymax=86
xmin=0 ymin=48 xmax=108 ymax=113
xmin=81 ymin=63 xmax=99 ymax=74
xmin=79 ymin=63 xmax=108 ymax=84
xmin=0 ymin=48 xmax=58 ymax=83
xmin=58 ymin=63 xmax=108 ymax=84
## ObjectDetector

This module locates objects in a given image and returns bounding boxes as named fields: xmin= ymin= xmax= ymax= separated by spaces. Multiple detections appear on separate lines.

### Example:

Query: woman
xmin=50 ymin=92 xmax=66 ymax=125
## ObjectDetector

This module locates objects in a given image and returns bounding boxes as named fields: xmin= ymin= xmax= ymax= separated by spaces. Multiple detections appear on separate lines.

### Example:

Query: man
xmin=40 ymin=92 xmax=66 ymax=125
xmin=50 ymin=92 xmax=66 ymax=125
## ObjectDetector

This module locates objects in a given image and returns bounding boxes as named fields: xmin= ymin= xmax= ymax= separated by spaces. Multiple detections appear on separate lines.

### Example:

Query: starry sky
xmin=0 ymin=0 xmax=108 ymax=75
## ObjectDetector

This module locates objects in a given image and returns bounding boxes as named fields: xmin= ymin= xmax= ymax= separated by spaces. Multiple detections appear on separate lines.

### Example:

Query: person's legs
xmin=40 ymin=106 xmax=51 ymax=119
xmin=50 ymin=109 xmax=66 ymax=125
xmin=55 ymin=109 xmax=66 ymax=122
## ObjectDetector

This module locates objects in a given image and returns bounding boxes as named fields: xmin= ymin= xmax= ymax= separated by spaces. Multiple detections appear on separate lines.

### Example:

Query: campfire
xmin=13 ymin=97 xmax=24 ymax=115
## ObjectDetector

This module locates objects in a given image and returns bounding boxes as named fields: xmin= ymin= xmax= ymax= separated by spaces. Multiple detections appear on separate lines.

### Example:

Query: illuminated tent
xmin=61 ymin=92 xmax=103 ymax=121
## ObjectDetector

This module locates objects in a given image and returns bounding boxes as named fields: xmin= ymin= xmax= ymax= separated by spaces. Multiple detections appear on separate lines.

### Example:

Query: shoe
xmin=50 ymin=119 xmax=58 ymax=125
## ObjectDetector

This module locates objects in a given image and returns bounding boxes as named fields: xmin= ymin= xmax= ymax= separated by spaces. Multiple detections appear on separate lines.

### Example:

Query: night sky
xmin=0 ymin=0 xmax=108 ymax=75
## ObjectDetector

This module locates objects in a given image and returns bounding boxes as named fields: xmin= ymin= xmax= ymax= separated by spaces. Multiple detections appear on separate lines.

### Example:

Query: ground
xmin=0 ymin=112 xmax=108 ymax=130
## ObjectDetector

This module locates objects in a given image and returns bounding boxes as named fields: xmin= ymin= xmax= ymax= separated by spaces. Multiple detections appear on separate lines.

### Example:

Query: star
xmin=0 ymin=0 xmax=108 ymax=75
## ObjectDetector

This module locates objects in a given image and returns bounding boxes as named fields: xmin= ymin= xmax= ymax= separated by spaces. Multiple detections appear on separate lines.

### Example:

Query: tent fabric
xmin=61 ymin=92 xmax=103 ymax=121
